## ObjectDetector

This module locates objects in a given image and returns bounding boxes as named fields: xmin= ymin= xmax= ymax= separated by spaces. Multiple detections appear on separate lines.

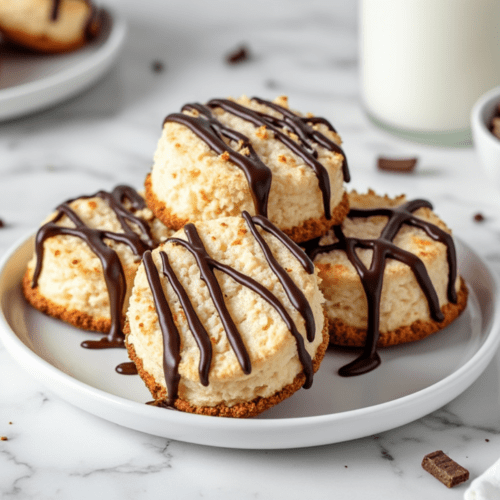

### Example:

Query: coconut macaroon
xmin=303 ymin=190 xmax=468 ymax=376
xmin=23 ymin=185 xmax=173 ymax=348
xmin=125 ymin=213 xmax=328 ymax=417
xmin=0 ymin=0 xmax=103 ymax=53
xmin=145 ymin=95 xmax=350 ymax=243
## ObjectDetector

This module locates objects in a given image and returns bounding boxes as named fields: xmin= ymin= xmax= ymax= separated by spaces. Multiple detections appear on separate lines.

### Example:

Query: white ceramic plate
xmin=0 ymin=9 xmax=127 ymax=121
xmin=1 ymin=234 xmax=499 ymax=449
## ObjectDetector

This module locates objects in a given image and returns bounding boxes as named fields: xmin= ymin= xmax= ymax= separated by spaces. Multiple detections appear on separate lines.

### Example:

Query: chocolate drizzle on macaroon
xmin=31 ymin=185 xmax=155 ymax=350
xmin=303 ymin=199 xmax=458 ymax=377
xmin=166 ymin=104 xmax=272 ymax=218
xmin=142 ymin=211 xmax=316 ymax=408
xmin=163 ymin=97 xmax=349 ymax=220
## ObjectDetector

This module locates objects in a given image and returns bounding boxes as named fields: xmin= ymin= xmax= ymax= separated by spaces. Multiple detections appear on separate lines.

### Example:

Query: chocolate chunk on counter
xmin=422 ymin=450 xmax=469 ymax=488
xmin=226 ymin=45 xmax=250 ymax=64
xmin=151 ymin=60 xmax=165 ymax=73
xmin=377 ymin=156 xmax=417 ymax=173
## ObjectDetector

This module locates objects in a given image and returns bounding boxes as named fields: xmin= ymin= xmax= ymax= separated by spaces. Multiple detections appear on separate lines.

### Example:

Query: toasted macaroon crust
xmin=0 ymin=0 xmax=102 ymax=53
xmin=305 ymin=190 xmax=467 ymax=349
xmin=328 ymin=280 xmax=467 ymax=348
xmin=23 ymin=186 xmax=173 ymax=340
xmin=125 ymin=317 xmax=329 ymax=418
xmin=125 ymin=215 xmax=327 ymax=417
xmin=145 ymin=95 xmax=350 ymax=243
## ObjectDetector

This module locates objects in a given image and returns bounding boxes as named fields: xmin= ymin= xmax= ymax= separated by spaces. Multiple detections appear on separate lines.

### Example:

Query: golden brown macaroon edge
xmin=144 ymin=173 xmax=350 ymax=243
xmin=22 ymin=268 xmax=113 ymax=333
xmin=124 ymin=313 xmax=329 ymax=418
xmin=328 ymin=279 xmax=468 ymax=348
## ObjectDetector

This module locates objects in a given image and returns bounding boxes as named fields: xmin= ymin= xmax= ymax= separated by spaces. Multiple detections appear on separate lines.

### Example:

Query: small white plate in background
xmin=0 ymin=9 xmax=127 ymax=121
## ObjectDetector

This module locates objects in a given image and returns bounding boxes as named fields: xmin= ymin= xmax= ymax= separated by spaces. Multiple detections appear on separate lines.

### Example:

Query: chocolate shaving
xmin=377 ymin=156 xmax=417 ymax=173
xmin=489 ymin=104 xmax=500 ymax=139
xmin=226 ymin=45 xmax=250 ymax=64
xmin=151 ymin=60 xmax=165 ymax=73
xmin=422 ymin=450 xmax=469 ymax=488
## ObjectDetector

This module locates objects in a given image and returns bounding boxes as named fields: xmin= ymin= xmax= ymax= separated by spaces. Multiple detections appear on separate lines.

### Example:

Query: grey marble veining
xmin=2 ymin=0 xmax=500 ymax=498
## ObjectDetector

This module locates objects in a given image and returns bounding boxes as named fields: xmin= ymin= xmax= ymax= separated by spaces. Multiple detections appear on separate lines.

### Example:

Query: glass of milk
xmin=360 ymin=0 xmax=500 ymax=145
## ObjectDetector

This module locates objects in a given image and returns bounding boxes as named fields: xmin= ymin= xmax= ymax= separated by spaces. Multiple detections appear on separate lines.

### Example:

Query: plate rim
xmin=1 ymin=231 xmax=500 ymax=449
xmin=0 ymin=7 xmax=127 ymax=120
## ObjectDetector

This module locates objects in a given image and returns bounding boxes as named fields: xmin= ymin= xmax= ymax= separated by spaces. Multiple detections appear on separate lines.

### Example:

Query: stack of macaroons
xmin=23 ymin=185 xmax=329 ymax=416
xmin=23 ymin=95 xmax=468 ymax=417
xmin=0 ymin=0 xmax=103 ymax=53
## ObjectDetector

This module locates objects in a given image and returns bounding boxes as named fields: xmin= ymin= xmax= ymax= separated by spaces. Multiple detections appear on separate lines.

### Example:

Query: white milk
xmin=360 ymin=0 xmax=500 ymax=133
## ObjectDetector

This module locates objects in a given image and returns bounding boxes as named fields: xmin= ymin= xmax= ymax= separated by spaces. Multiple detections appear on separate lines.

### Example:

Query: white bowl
xmin=471 ymin=86 xmax=500 ymax=187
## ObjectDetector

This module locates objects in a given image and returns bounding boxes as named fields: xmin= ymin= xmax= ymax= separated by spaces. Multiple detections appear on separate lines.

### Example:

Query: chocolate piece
xmin=226 ymin=45 xmax=250 ymax=64
xmin=422 ymin=450 xmax=469 ymax=488
xmin=0 ymin=219 xmax=4 ymax=228
xmin=492 ymin=117 xmax=500 ymax=139
xmin=151 ymin=60 xmax=165 ymax=73
xmin=474 ymin=212 xmax=485 ymax=222
xmin=377 ymin=156 xmax=417 ymax=173
xmin=489 ymin=104 xmax=500 ymax=139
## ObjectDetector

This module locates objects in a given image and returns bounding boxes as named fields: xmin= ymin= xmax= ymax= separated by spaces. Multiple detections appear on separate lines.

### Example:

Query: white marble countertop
xmin=2 ymin=1 xmax=500 ymax=498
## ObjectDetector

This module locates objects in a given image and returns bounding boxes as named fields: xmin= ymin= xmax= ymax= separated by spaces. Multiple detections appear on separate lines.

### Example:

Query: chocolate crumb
xmin=0 ymin=219 xmax=4 ymax=228
xmin=151 ymin=60 xmax=165 ymax=73
xmin=473 ymin=213 xmax=485 ymax=222
xmin=0 ymin=437 xmax=7 ymax=441
xmin=226 ymin=45 xmax=250 ymax=64
xmin=377 ymin=156 xmax=418 ymax=173
xmin=486 ymin=439 xmax=490 ymax=442
xmin=344 ymin=465 xmax=348 ymax=468
xmin=422 ymin=450 xmax=469 ymax=488
xmin=490 ymin=104 xmax=500 ymax=139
